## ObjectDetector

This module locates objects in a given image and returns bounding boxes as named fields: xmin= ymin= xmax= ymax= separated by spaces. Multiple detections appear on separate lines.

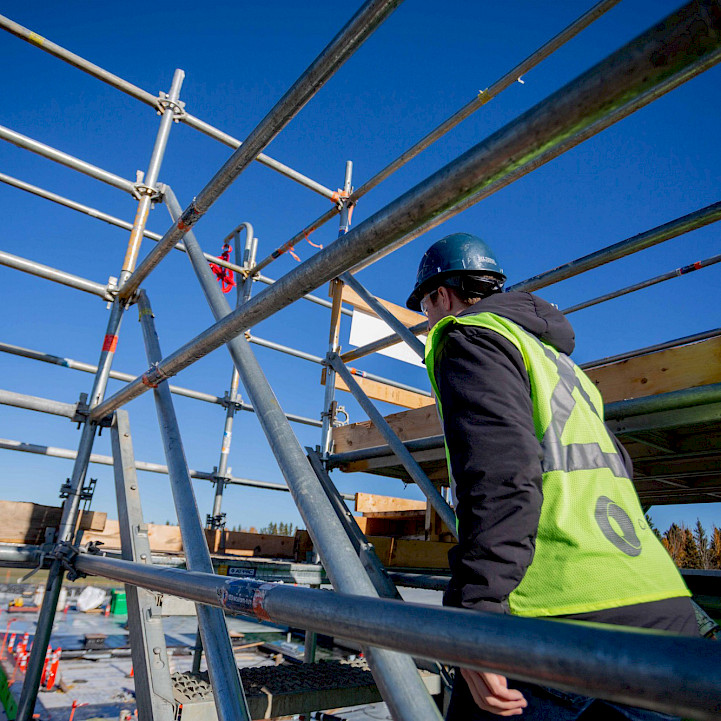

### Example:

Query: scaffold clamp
xmin=156 ymin=92 xmax=186 ymax=121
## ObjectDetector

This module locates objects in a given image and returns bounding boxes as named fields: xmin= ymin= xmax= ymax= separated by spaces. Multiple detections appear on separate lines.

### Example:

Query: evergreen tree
xmin=682 ymin=528 xmax=702 ymax=569
xmin=662 ymin=523 xmax=686 ymax=566
xmin=711 ymin=526 xmax=721 ymax=570
xmin=645 ymin=513 xmax=661 ymax=540
xmin=693 ymin=520 xmax=712 ymax=569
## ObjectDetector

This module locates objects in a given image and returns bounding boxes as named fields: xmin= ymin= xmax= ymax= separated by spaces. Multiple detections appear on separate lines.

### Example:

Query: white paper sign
xmin=348 ymin=310 xmax=427 ymax=368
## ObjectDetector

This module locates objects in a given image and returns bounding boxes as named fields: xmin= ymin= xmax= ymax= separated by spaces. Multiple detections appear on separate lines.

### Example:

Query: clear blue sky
xmin=0 ymin=1 xmax=719 ymax=536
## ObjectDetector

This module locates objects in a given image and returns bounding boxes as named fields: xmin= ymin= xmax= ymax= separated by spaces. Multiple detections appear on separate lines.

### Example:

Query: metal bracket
xmin=131 ymin=182 xmax=164 ymax=202
xmin=206 ymin=512 xmax=227 ymax=530
xmin=334 ymin=405 xmax=349 ymax=426
xmin=73 ymin=393 xmax=112 ymax=427
xmin=156 ymin=92 xmax=186 ymax=121
xmin=220 ymin=391 xmax=244 ymax=411
xmin=51 ymin=541 xmax=87 ymax=582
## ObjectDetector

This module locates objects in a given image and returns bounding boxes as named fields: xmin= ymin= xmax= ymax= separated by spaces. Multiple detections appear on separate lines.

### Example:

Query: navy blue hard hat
xmin=406 ymin=233 xmax=505 ymax=310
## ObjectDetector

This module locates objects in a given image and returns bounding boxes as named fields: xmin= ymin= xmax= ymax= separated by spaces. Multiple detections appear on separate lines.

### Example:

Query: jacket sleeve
xmin=435 ymin=326 xmax=544 ymax=614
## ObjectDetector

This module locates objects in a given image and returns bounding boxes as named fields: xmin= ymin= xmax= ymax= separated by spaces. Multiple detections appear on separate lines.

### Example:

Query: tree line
xmin=227 ymin=521 xmax=296 ymax=536
xmin=653 ymin=518 xmax=721 ymax=569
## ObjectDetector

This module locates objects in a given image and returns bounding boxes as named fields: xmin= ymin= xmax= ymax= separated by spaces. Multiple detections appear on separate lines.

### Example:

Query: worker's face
xmin=421 ymin=286 xmax=453 ymax=329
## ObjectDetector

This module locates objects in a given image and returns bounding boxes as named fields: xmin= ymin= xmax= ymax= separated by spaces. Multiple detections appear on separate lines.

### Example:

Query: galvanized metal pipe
xmin=329 ymin=354 xmax=456 ymax=536
xmin=0 ymin=124 xmax=136 ymax=194
xmin=248 ymin=332 xmax=430 ymax=396
xmin=175 ymin=192 xmax=443 ymax=721
xmin=0 ymin=437 xmax=346 ymax=496
xmin=340 ymin=272 xmax=425 ymax=358
xmin=604 ymin=382 xmax=721 ymax=419
xmin=0 ymin=389 xmax=77 ymax=418
xmin=563 ymin=251 xmax=721 ymax=314
xmin=91 ymin=1 xmax=721 ymax=421
xmin=138 ymin=291 xmax=252 ymax=721
xmin=119 ymin=69 xmax=184 ymax=284
xmin=0 ymin=14 xmax=335 ymax=199
xmin=248 ymin=0 xmax=622 ymax=276
xmin=16 ymin=64 xmax=185 ymax=720
xmin=0 ymin=250 xmax=112 ymax=299
xmin=330 ymin=382 xmax=721 ymax=466
xmin=256 ymin=273 xmax=353 ymax=316
xmin=118 ymin=0 xmax=404 ymax=301
xmin=211 ymin=226 xmax=255 ymax=525
xmin=510 ymin=200 xmax=721 ymax=293
xmin=74 ymin=553 xmax=721 ymax=721
xmin=328 ymin=434 xmax=445 ymax=468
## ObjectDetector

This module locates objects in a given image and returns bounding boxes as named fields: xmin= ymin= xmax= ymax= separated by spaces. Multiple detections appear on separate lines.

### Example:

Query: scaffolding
xmin=1 ymin=1 xmax=720 ymax=720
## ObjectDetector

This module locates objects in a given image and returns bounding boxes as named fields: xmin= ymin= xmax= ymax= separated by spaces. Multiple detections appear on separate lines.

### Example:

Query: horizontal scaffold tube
xmin=0 ymin=341 xmax=320 ymax=426
xmin=0 ymin=14 xmax=335 ymax=200
xmin=0 ymin=124 xmax=136 ymax=194
xmin=247 ymin=0 xmax=622 ymax=276
xmin=328 ymin=382 xmax=721 ymax=466
xmin=0 ymin=389 xmax=77 ymax=418
xmin=0 ymin=250 xmax=112 ymax=299
xmin=0 ymin=437 xmax=355 ymax=496
xmin=117 ymin=0 xmax=403 ymax=301
xmin=73 ymin=552 xmax=721 ymax=721
xmin=510 ymin=200 xmax=721 ymax=293
xmin=91 ymin=1 xmax=721 ymax=421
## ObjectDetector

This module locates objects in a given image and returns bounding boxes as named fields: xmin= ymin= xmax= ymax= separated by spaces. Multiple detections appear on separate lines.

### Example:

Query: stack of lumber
xmin=0 ymin=501 xmax=106 ymax=545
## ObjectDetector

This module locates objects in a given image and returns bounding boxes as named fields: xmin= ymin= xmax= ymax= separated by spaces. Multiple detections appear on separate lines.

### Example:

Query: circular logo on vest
xmin=594 ymin=496 xmax=642 ymax=557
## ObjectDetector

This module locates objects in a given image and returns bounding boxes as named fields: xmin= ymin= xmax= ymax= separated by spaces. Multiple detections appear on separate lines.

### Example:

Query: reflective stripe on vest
xmin=529 ymin=333 xmax=630 ymax=480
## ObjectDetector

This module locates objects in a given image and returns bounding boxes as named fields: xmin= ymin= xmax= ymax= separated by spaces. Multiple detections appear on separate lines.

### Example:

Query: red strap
xmin=209 ymin=243 xmax=236 ymax=294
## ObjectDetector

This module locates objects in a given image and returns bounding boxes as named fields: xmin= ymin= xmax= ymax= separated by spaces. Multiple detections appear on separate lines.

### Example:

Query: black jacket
xmin=434 ymin=291 xmax=697 ymax=633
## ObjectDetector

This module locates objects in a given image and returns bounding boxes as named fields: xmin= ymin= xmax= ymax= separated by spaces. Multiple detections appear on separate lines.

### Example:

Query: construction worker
xmin=406 ymin=233 xmax=698 ymax=720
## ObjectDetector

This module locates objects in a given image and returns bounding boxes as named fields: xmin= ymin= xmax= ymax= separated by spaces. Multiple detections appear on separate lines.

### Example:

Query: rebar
xmin=91 ymin=1 xmax=721 ymax=421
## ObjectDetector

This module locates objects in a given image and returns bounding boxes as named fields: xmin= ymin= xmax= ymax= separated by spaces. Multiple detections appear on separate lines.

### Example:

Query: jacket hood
xmin=457 ymin=291 xmax=575 ymax=355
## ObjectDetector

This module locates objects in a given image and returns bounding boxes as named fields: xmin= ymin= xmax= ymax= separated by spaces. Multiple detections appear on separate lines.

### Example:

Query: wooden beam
xmin=339 ymin=284 xmax=425 ymax=328
xmin=332 ymin=373 xmax=434 ymax=409
xmin=332 ymin=404 xmax=441 ymax=453
xmin=586 ymin=336 xmax=721 ymax=403
xmin=354 ymin=492 xmax=425 ymax=513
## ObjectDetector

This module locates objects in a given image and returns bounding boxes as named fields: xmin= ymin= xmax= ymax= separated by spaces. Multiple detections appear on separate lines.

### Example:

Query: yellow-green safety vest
xmin=425 ymin=311 xmax=689 ymax=617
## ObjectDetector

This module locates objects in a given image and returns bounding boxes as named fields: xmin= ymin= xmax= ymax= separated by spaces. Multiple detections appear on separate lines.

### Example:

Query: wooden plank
xmin=0 ymin=501 xmax=107 ymax=545
xmin=361 ymin=510 xmax=426 ymax=520
xmin=328 ymin=372 xmax=434 ymax=410
xmin=389 ymin=537 xmax=453 ymax=568
xmin=339 ymin=284 xmax=425 ymax=328
xmin=333 ymin=337 xmax=721 ymax=454
xmin=332 ymin=404 xmax=441 ymax=453
xmin=586 ymin=336 xmax=721 ymax=403
xmin=354 ymin=492 xmax=425 ymax=513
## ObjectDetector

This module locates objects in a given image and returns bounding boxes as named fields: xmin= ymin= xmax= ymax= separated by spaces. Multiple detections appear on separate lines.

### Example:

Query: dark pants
xmin=446 ymin=674 xmax=680 ymax=721
xmin=445 ymin=597 xmax=698 ymax=720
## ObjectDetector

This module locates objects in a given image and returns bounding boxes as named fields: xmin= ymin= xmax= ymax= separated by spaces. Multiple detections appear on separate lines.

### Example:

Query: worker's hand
xmin=460 ymin=668 xmax=527 ymax=716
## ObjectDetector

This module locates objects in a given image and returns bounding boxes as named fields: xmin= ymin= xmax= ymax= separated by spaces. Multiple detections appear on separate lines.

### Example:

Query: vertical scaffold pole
xmin=138 ymin=291 xmax=252 ymax=721
xmin=210 ymin=224 xmax=256 ymax=538
xmin=319 ymin=161 xmax=353 ymax=457
xmin=111 ymin=410 xmax=175 ymax=721
xmin=16 ymin=70 xmax=184 ymax=721
xmin=165 ymin=189 xmax=442 ymax=721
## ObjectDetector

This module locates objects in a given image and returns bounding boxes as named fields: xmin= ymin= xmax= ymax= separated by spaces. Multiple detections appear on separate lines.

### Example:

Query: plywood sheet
xmin=355 ymin=493 xmax=425 ymax=513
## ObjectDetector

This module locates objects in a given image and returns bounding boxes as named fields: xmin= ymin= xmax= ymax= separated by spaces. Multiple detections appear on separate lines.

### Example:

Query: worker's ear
xmin=437 ymin=285 xmax=453 ymax=311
